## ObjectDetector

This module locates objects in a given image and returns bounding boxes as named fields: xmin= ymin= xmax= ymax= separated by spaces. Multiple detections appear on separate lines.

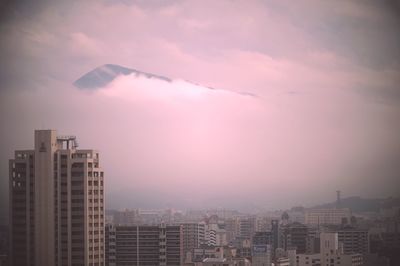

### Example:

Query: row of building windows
xmin=89 ymin=198 xmax=104 ymax=203
xmin=88 ymin=190 xmax=104 ymax=195
xmin=88 ymin=207 xmax=104 ymax=211
xmin=88 ymin=180 xmax=104 ymax=186
xmin=89 ymin=214 xmax=104 ymax=219
xmin=88 ymin=172 xmax=104 ymax=178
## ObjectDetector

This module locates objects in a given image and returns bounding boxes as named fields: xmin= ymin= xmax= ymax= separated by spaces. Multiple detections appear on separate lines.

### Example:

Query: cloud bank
xmin=0 ymin=0 xmax=400 ymax=223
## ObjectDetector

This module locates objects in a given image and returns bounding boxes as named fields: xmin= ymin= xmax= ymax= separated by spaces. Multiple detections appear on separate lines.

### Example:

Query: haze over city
xmin=1 ymin=0 xmax=400 ymax=225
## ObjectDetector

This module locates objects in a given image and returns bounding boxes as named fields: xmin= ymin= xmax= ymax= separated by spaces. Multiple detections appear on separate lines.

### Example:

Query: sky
xmin=1 ymin=0 xmax=400 ymax=223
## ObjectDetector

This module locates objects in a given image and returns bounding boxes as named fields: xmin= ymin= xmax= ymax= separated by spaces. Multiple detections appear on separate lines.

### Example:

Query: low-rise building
xmin=305 ymin=209 xmax=352 ymax=225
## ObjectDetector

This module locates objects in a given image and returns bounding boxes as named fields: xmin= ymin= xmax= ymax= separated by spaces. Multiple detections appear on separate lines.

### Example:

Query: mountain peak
xmin=73 ymin=64 xmax=171 ymax=89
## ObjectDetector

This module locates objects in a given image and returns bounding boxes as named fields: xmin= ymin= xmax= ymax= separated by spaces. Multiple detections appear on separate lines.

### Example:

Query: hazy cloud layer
xmin=1 ymin=0 xmax=400 ymax=223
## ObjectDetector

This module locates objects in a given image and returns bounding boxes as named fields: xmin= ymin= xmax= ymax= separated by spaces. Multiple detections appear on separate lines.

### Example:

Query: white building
xmin=183 ymin=222 xmax=206 ymax=260
xmin=205 ymin=220 xmax=227 ymax=247
xmin=305 ymin=209 xmax=351 ymax=225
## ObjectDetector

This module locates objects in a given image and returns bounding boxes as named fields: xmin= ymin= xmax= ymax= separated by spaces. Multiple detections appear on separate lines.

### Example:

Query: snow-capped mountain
xmin=73 ymin=64 xmax=171 ymax=89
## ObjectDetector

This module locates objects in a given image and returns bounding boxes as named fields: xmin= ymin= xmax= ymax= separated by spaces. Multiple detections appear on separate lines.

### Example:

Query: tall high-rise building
xmin=271 ymin=219 xmax=279 ymax=260
xmin=9 ymin=130 xmax=105 ymax=266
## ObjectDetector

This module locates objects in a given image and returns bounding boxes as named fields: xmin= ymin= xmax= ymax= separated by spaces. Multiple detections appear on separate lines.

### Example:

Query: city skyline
xmin=1 ymin=0 xmax=400 ymax=225
xmin=4 ymin=132 xmax=400 ymax=266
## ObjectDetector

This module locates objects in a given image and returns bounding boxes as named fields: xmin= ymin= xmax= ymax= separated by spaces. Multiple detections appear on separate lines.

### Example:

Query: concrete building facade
xmin=295 ymin=233 xmax=363 ymax=266
xmin=305 ymin=209 xmax=352 ymax=225
xmin=252 ymin=244 xmax=271 ymax=266
xmin=9 ymin=130 xmax=105 ymax=266
xmin=182 ymin=222 xmax=205 ymax=260
xmin=336 ymin=229 xmax=369 ymax=255
xmin=109 ymin=224 xmax=183 ymax=266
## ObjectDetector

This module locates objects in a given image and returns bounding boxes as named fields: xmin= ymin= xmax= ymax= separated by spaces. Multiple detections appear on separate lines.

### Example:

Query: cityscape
xmin=1 ymin=1 xmax=400 ymax=266
xmin=1 ymin=129 xmax=399 ymax=265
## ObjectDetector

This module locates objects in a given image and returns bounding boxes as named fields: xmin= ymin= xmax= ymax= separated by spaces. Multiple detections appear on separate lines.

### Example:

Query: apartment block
xmin=9 ymin=130 xmax=104 ymax=266
xmin=109 ymin=224 xmax=183 ymax=265
xmin=182 ymin=222 xmax=205 ymax=260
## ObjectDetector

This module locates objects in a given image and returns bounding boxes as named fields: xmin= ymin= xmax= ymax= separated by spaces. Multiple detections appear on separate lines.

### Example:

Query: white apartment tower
xmin=9 ymin=130 xmax=105 ymax=266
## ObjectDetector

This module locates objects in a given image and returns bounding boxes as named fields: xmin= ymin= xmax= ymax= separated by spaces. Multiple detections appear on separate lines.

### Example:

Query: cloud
xmin=0 ymin=0 xmax=400 ymax=222
xmin=1 ymin=69 xmax=399 ymax=217
xmin=68 ymin=32 xmax=104 ymax=58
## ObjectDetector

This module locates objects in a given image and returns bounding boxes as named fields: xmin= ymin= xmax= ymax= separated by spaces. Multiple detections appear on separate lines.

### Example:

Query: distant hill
xmin=312 ymin=196 xmax=400 ymax=213
xmin=73 ymin=64 xmax=258 ymax=98
xmin=73 ymin=64 xmax=171 ymax=89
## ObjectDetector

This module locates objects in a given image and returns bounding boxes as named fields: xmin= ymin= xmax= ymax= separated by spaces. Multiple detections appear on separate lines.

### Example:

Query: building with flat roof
xmin=252 ymin=244 xmax=271 ymax=266
xmin=107 ymin=224 xmax=183 ymax=265
xmin=182 ymin=222 xmax=205 ymax=260
xmin=295 ymin=233 xmax=363 ymax=266
xmin=9 ymin=130 xmax=104 ymax=266
xmin=336 ymin=228 xmax=369 ymax=254
xmin=305 ymin=209 xmax=351 ymax=225
xmin=281 ymin=222 xmax=308 ymax=254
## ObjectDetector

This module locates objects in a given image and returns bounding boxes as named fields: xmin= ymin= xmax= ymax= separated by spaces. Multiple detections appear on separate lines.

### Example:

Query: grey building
xmin=281 ymin=222 xmax=308 ymax=254
xmin=108 ymin=224 xmax=183 ymax=265
xmin=182 ymin=222 xmax=205 ymax=260
xmin=336 ymin=228 xmax=369 ymax=254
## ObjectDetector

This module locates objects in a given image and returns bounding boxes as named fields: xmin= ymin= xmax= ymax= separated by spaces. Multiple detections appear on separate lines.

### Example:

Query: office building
xmin=336 ymin=228 xmax=369 ymax=254
xmin=295 ymin=233 xmax=363 ymax=266
xmin=271 ymin=219 xmax=279 ymax=259
xmin=9 ymin=130 xmax=104 ymax=266
xmin=109 ymin=224 xmax=182 ymax=265
xmin=225 ymin=218 xmax=239 ymax=244
xmin=281 ymin=222 xmax=308 ymax=254
xmin=305 ymin=227 xmax=320 ymax=254
xmin=105 ymin=224 xmax=116 ymax=266
xmin=182 ymin=222 xmax=205 ymax=260
xmin=253 ymin=231 xmax=272 ymax=246
xmin=238 ymin=217 xmax=256 ymax=240
xmin=252 ymin=244 xmax=271 ymax=266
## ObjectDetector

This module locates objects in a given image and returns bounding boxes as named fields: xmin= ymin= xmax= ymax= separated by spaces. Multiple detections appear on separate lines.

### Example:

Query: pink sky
xmin=0 ymin=0 xmax=399 ymax=219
